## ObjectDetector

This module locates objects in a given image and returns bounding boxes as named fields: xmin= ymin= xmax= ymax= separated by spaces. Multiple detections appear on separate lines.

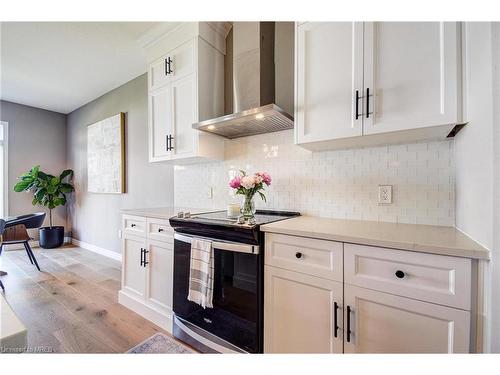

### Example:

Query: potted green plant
xmin=14 ymin=165 xmax=74 ymax=249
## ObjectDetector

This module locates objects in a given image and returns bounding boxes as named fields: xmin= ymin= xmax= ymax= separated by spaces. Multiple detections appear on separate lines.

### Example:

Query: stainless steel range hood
xmin=193 ymin=22 xmax=294 ymax=139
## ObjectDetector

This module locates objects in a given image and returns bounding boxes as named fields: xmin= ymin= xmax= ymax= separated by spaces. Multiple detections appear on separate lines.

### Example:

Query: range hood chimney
xmin=193 ymin=22 xmax=294 ymax=139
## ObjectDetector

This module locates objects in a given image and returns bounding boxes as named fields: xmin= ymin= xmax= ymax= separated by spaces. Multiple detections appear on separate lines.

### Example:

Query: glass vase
xmin=241 ymin=195 xmax=256 ymax=219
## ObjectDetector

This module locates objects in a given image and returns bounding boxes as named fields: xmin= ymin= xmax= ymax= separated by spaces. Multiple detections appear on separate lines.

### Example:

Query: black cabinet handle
xmin=165 ymin=57 xmax=173 ymax=75
xmin=355 ymin=90 xmax=360 ymax=120
xmin=143 ymin=249 xmax=149 ymax=267
xmin=346 ymin=305 xmax=352 ymax=343
xmin=295 ymin=252 xmax=302 ymax=259
xmin=140 ymin=248 xmax=144 ymax=267
xmin=395 ymin=270 xmax=406 ymax=279
xmin=158 ymin=228 xmax=164 ymax=233
xmin=165 ymin=135 xmax=174 ymax=151
xmin=168 ymin=57 xmax=173 ymax=74
xmin=366 ymin=87 xmax=372 ymax=118
xmin=131 ymin=223 xmax=136 ymax=228
xmin=166 ymin=135 xmax=169 ymax=151
xmin=334 ymin=302 xmax=339 ymax=338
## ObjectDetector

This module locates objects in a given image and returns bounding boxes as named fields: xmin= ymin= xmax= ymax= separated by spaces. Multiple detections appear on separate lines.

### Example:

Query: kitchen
xmin=1 ymin=1 xmax=499 ymax=371
xmin=117 ymin=21 xmax=488 ymax=354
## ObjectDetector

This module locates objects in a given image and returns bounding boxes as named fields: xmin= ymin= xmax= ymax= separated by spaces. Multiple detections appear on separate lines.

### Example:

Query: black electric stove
xmin=169 ymin=209 xmax=300 ymax=245
xmin=169 ymin=209 xmax=299 ymax=353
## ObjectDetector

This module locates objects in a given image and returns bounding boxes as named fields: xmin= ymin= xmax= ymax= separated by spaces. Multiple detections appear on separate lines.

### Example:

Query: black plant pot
xmin=39 ymin=226 xmax=65 ymax=249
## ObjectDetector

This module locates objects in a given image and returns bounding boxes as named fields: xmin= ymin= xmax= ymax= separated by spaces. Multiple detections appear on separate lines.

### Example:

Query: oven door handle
xmin=174 ymin=232 xmax=259 ymax=255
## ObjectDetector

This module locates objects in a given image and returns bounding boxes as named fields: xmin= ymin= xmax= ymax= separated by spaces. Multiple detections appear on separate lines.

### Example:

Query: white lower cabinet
xmin=145 ymin=240 xmax=174 ymax=314
xmin=264 ymin=233 xmax=475 ymax=354
xmin=264 ymin=266 xmax=343 ymax=353
xmin=119 ymin=215 xmax=174 ymax=332
xmin=343 ymin=285 xmax=470 ymax=353
xmin=122 ymin=236 xmax=147 ymax=299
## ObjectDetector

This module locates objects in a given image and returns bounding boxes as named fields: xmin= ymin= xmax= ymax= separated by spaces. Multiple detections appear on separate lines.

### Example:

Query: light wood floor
xmin=0 ymin=245 xmax=167 ymax=353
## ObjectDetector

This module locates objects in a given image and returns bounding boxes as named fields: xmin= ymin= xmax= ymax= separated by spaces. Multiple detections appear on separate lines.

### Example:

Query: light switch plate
xmin=378 ymin=185 xmax=393 ymax=204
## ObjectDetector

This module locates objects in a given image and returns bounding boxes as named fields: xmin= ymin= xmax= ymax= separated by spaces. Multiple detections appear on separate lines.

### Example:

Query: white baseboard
xmin=71 ymin=238 xmax=122 ymax=262
xmin=118 ymin=290 xmax=173 ymax=333
xmin=2 ymin=237 xmax=72 ymax=251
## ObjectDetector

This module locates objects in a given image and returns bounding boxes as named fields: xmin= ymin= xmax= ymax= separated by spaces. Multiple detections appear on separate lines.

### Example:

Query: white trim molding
xmin=71 ymin=238 xmax=122 ymax=262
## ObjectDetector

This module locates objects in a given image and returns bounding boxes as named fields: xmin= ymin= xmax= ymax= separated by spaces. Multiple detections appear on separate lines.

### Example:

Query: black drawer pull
xmin=143 ymin=249 xmax=149 ymax=267
xmin=355 ymin=90 xmax=360 ymax=120
xmin=131 ymin=224 xmax=136 ymax=228
xmin=366 ymin=87 xmax=372 ymax=118
xmin=295 ymin=252 xmax=303 ymax=259
xmin=333 ymin=302 xmax=339 ymax=338
xmin=140 ymin=248 xmax=144 ymax=267
xmin=158 ymin=228 xmax=164 ymax=232
xmin=395 ymin=270 xmax=406 ymax=279
xmin=346 ymin=305 xmax=352 ymax=343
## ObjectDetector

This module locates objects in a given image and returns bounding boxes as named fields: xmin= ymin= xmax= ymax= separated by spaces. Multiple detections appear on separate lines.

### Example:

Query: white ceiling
xmin=0 ymin=22 xmax=167 ymax=114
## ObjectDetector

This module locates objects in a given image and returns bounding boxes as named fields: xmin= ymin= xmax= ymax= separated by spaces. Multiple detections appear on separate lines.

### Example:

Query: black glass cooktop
xmin=169 ymin=210 xmax=300 ymax=245
xmin=188 ymin=210 xmax=298 ymax=226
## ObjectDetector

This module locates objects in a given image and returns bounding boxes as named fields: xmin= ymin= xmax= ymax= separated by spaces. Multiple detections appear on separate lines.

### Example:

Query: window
xmin=0 ymin=121 xmax=7 ymax=217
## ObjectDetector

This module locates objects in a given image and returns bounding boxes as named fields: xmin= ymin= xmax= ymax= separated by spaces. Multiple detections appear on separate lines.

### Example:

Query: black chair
xmin=0 ymin=219 xmax=5 ymax=292
xmin=0 ymin=212 xmax=46 ymax=271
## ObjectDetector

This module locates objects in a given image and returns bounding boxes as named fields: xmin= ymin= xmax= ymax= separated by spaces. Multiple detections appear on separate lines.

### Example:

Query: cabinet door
xmin=149 ymin=57 xmax=172 ymax=92
xmin=145 ymin=240 xmax=174 ymax=313
xmin=344 ymin=285 xmax=470 ymax=353
xmin=264 ymin=266 xmax=343 ymax=353
xmin=149 ymin=85 xmax=173 ymax=161
xmin=363 ymin=22 xmax=459 ymax=135
xmin=296 ymin=22 xmax=363 ymax=144
xmin=171 ymin=74 xmax=197 ymax=159
xmin=122 ymin=236 xmax=147 ymax=299
xmin=149 ymin=39 xmax=196 ymax=92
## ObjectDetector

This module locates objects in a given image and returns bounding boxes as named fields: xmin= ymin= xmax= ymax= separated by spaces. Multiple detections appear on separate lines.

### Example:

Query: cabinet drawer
xmin=344 ymin=244 xmax=471 ymax=310
xmin=123 ymin=215 xmax=146 ymax=237
xmin=146 ymin=218 xmax=174 ymax=243
xmin=265 ymin=233 xmax=343 ymax=282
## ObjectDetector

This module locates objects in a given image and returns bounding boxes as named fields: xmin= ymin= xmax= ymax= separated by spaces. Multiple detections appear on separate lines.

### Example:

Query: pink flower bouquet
xmin=229 ymin=170 xmax=272 ymax=217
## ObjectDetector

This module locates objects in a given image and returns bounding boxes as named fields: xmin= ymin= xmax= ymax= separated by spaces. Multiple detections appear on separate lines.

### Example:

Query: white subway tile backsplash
xmin=174 ymin=130 xmax=455 ymax=226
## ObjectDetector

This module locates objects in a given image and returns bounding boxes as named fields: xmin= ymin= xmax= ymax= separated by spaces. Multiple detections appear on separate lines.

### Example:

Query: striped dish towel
xmin=187 ymin=238 xmax=214 ymax=309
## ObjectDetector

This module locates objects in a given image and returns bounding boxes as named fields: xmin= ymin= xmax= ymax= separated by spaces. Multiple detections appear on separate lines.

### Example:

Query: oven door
xmin=173 ymin=232 xmax=262 ymax=353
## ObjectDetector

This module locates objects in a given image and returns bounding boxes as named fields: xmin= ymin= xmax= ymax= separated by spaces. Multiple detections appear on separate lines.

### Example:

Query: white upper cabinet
xmin=295 ymin=22 xmax=462 ymax=150
xmin=149 ymin=85 xmax=172 ymax=159
xmin=363 ymin=22 xmax=459 ymax=135
xmin=296 ymin=22 xmax=363 ymax=143
xmin=145 ymin=23 xmax=227 ymax=163
xmin=171 ymin=74 xmax=197 ymax=158
xmin=149 ymin=39 xmax=195 ymax=91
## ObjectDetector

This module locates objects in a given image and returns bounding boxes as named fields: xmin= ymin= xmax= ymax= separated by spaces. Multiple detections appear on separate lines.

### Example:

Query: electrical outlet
xmin=378 ymin=185 xmax=393 ymax=204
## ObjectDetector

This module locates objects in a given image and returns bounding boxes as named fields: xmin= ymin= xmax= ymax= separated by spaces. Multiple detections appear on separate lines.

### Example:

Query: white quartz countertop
xmin=1 ymin=294 xmax=27 ymax=351
xmin=261 ymin=215 xmax=490 ymax=260
xmin=120 ymin=207 xmax=215 ymax=220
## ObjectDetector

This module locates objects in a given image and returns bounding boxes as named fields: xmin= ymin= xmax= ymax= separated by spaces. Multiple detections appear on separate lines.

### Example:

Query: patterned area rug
xmin=127 ymin=333 xmax=196 ymax=354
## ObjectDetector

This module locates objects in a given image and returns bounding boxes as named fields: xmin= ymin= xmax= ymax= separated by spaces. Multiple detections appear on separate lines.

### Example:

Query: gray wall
xmin=0 ymin=100 xmax=67 ymax=232
xmin=66 ymin=74 xmax=174 ymax=254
